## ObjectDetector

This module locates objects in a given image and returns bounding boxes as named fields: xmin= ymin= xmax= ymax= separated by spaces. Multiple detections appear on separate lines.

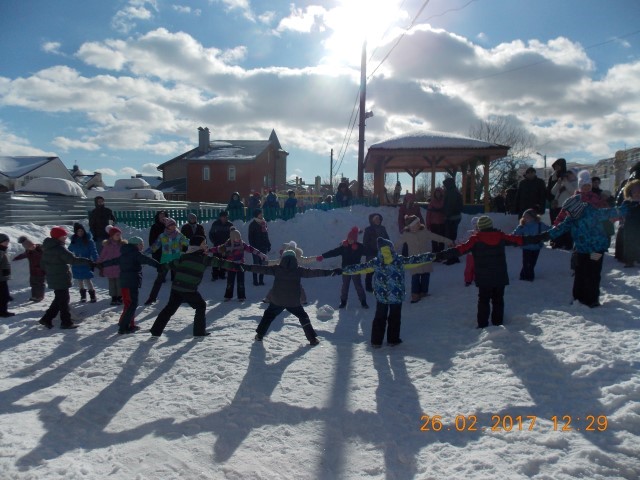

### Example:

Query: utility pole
xmin=330 ymin=148 xmax=334 ymax=193
xmin=357 ymin=40 xmax=367 ymax=198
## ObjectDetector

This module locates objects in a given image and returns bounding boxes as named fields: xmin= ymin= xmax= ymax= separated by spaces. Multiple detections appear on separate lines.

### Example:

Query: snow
xmin=370 ymin=130 xmax=505 ymax=150
xmin=0 ymin=207 xmax=639 ymax=480
xmin=87 ymin=188 xmax=166 ymax=200
xmin=113 ymin=178 xmax=151 ymax=190
xmin=16 ymin=177 xmax=87 ymax=197
xmin=0 ymin=156 xmax=53 ymax=178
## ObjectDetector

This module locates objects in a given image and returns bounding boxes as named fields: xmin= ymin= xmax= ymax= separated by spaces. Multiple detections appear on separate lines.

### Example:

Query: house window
xmin=203 ymin=166 xmax=210 ymax=181
xmin=228 ymin=166 xmax=236 ymax=181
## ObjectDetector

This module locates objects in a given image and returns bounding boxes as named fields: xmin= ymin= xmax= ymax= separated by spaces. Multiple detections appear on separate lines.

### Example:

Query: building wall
xmin=162 ymin=161 xmax=188 ymax=182
xmin=185 ymin=146 xmax=288 ymax=203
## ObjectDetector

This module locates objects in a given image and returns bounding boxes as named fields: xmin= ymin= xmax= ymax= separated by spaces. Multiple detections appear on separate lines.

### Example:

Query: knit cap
xmin=106 ymin=225 xmax=122 ymax=236
xmin=346 ymin=226 xmax=359 ymax=243
xmin=17 ymin=235 xmax=30 ymax=245
xmin=128 ymin=236 xmax=144 ymax=245
xmin=187 ymin=213 xmax=197 ymax=222
xmin=50 ymin=226 xmax=68 ymax=239
xmin=562 ymin=195 xmax=587 ymax=218
xmin=476 ymin=216 xmax=493 ymax=231
xmin=0 ymin=233 xmax=9 ymax=244
xmin=577 ymin=170 xmax=592 ymax=189
xmin=189 ymin=235 xmax=206 ymax=246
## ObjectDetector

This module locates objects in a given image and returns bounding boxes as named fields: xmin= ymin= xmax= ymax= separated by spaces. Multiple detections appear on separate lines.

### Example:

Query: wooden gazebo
xmin=364 ymin=131 xmax=510 ymax=211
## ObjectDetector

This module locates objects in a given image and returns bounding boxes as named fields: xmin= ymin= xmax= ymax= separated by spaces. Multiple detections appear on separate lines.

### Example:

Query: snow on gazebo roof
xmin=369 ymin=130 xmax=505 ymax=150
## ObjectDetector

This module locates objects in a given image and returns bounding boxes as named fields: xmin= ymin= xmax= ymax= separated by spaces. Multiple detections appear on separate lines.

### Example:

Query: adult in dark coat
xmin=335 ymin=182 xmax=353 ymax=207
xmin=505 ymin=186 xmax=518 ymax=214
xmin=244 ymin=251 xmax=340 ymax=345
xmin=248 ymin=208 xmax=271 ymax=286
xmin=546 ymin=158 xmax=567 ymax=224
xmin=88 ymin=196 xmax=116 ymax=253
xmin=614 ymin=162 xmax=640 ymax=261
xmin=208 ymin=210 xmax=234 ymax=280
xmin=149 ymin=210 xmax=168 ymax=262
xmin=227 ymin=192 xmax=245 ymax=221
xmin=442 ymin=177 xmax=463 ymax=241
xmin=515 ymin=167 xmax=547 ymax=218
xmin=362 ymin=212 xmax=390 ymax=292
xmin=180 ymin=213 xmax=205 ymax=240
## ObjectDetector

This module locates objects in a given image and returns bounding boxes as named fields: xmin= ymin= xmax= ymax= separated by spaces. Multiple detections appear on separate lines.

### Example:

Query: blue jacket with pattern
xmin=343 ymin=238 xmax=432 ymax=304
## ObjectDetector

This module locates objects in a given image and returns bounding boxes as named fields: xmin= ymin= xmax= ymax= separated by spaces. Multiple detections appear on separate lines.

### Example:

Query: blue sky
xmin=1 ymin=0 xmax=639 ymax=188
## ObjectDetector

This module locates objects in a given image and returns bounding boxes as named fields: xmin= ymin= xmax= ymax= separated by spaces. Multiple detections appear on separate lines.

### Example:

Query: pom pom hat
xmin=577 ymin=170 xmax=592 ymax=189
xmin=50 ymin=226 xmax=68 ymax=239
xmin=0 ymin=233 xmax=9 ymax=244
xmin=476 ymin=216 xmax=493 ymax=231
xmin=105 ymin=225 xmax=122 ymax=236
xmin=346 ymin=226 xmax=359 ymax=243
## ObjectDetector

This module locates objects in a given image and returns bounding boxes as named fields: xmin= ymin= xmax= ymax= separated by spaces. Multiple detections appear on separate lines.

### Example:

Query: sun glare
xmin=322 ymin=0 xmax=407 ymax=67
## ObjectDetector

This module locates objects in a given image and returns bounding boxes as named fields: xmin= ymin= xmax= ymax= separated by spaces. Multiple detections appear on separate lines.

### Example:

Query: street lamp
xmin=536 ymin=152 xmax=547 ymax=181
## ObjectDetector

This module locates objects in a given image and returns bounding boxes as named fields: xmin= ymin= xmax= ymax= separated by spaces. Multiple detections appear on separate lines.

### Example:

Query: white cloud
xmin=258 ymin=10 xmax=276 ymax=25
xmin=111 ymin=0 xmax=158 ymax=34
xmin=216 ymin=0 xmax=255 ymax=22
xmin=120 ymin=167 xmax=139 ymax=176
xmin=141 ymin=162 xmax=160 ymax=174
xmin=0 ymin=123 xmax=55 ymax=156
xmin=275 ymin=5 xmax=327 ymax=34
xmin=95 ymin=168 xmax=117 ymax=176
xmin=172 ymin=5 xmax=200 ymax=15
xmin=52 ymin=136 xmax=100 ymax=152
xmin=42 ymin=41 xmax=63 ymax=55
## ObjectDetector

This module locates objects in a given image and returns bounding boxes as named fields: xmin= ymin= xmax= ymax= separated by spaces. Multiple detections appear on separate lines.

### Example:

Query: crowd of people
xmin=0 ymin=164 xmax=638 ymax=348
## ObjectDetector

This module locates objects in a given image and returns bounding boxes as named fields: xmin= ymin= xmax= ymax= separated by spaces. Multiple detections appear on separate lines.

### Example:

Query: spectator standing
xmin=149 ymin=210 xmax=168 ymax=263
xmin=227 ymin=192 xmax=245 ymax=221
xmin=180 ymin=213 xmax=205 ymax=240
xmin=335 ymin=182 xmax=353 ymax=207
xmin=88 ymin=196 xmax=116 ymax=253
xmin=248 ymin=192 xmax=262 ymax=211
xmin=68 ymin=223 xmax=98 ymax=303
xmin=514 ymin=167 xmax=547 ymax=218
xmin=546 ymin=158 xmax=568 ymax=224
xmin=426 ymin=187 xmax=446 ymax=252
xmin=0 ymin=233 xmax=14 ymax=317
xmin=248 ymin=208 xmax=271 ymax=286
xmin=14 ymin=236 xmax=46 ymax=302
xmin=397 ymin=193 xmax=423 ymax=234
xmin=208 ymin=210 xmax=234 ymax=280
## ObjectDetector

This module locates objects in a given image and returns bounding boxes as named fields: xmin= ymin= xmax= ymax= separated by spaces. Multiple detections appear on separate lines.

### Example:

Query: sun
xmin=321 ymin=0 xmax=408 ymax=67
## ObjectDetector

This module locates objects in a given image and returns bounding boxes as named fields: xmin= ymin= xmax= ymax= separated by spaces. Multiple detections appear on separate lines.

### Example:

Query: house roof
xmin=0 ymin=156 xmax=60 ymax=178
xmin=157 ymin=177 xmax=187 ymax=193
xmin=158 ymin=129 xmax=287 ymax=170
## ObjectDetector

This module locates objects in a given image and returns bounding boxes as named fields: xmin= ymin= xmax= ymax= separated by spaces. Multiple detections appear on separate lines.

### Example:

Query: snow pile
xmin=113 ymin=178 xmax=151 ymax=190
xmin=316 ymin=304 xmax=335 ymax=320
xmin=17 ymin=177 xmax=86 ymax=197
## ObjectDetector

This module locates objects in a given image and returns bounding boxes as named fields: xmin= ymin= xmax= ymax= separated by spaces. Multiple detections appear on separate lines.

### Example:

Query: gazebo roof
xmin=364 ymin=130 xmax=510 ymax=172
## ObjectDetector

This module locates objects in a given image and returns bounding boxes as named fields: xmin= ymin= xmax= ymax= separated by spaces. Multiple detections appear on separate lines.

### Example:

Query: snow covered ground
xmin=0 ymin=206 xmax=638 ymax=479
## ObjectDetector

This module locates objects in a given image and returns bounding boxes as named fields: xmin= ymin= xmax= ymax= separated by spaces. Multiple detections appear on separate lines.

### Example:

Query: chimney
xmin=198 ymin=127 xmax=210 ymax=153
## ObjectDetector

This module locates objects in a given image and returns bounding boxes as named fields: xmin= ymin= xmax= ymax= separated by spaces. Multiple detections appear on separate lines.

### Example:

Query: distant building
xmin=157 ymin=127 xmax=288 ymax=203
xmin=0 ymin=156 xmax=76 ymax=192
xmin=69 ymin=164 xmax=106 ymax=190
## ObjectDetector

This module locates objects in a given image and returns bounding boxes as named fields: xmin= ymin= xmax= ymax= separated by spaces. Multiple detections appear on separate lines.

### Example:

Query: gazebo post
xmin=461 ymin=166 xmax=468 ymax=204
xmin=374 ymin=160 xmax=385 ymax=205
xmin=469 ymin=159 xmax=478 ymax=205
xmin=431 ymin=167 xmax=436 ymax=196
xmin=483 ymin=157 xmax=491 ymax=212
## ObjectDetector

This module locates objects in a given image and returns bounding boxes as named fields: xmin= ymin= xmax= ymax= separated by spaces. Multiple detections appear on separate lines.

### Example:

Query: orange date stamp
xmin=420 ymin=414 xmax=608 ymax=432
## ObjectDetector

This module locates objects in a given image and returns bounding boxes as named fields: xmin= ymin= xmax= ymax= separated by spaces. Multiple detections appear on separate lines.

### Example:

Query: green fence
xmin=112 ymin=197 xmax=380 ymax=228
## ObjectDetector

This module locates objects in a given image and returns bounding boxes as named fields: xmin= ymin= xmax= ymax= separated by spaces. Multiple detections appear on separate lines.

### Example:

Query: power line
xmin=334 ymin=88 xmax=361 ymax=177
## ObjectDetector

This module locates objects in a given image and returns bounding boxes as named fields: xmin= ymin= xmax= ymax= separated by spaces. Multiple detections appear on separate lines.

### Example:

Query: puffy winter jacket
xmin=40 ymin=238 xmax=93 ymax=290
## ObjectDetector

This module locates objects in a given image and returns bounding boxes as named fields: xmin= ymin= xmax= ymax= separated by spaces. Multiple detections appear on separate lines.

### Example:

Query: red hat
xmin=106 ymin=225 xmax=122 ymax=236
xmin=346 ymin=226 xmax=359 ymax=243
xmin=50 ymin=226 xmax=68 ymax=239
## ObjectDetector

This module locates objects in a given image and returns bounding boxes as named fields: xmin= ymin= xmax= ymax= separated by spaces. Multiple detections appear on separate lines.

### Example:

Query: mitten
xmin=316 ymin=255 xmax=323 ymax=262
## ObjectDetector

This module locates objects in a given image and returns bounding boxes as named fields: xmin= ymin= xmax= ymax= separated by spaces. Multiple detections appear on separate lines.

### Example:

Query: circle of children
xmin=1 ymin=167 xmax=638 ymax=348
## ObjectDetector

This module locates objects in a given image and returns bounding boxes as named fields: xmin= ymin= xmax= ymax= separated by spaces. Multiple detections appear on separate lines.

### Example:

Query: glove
xmin=434 ymin=251 xmax=446 ymax=263
xmin=331 ymin=268 xmax=342 ymax=276
xmin=260 ymin=253 xmax=267 ymax=261
xmin=316 ymin=255 xmax=323 ymax=262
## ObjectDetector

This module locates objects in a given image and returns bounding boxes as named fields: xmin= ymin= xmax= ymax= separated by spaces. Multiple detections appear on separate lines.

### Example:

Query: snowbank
xmin=16 ymin=177 xmax=86 ymax=197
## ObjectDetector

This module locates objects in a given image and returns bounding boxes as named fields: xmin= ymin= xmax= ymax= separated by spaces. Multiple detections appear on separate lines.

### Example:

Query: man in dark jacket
xmin=248 ymin=208 xmax=271 ymax=286
xmin=362 ymin=213 xmax=389 ymax=292
xmin=150 ymin=236 xmax=237 ymax=337
xmin=245 ymin=250 xmax=340 ymax=345
xmin=148 ymin=210 xmax=168 ymax=262
xmin=515 ymin=167 xmax=547 ymax=218
xmin=89 ymin=196 xmax=116 ymax=253
xmin=546 ymin=158 xmax=567 ymax=224
xmin=38 ymin=226 xmax=94 ymax=330
xmin=208 ymin=210 xmax=234 ymax=280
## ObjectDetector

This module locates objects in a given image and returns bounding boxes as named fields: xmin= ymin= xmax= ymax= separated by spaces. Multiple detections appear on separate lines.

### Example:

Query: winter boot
xmin=80 ymin=289 xmax=87 ymax=303
xmin=110 ymin=296 xmax=118 ymax=306
xmin=116 ymin=296 xmax=123 ymax=305
xmin=89 ymin=290 xmax=97 ymax=303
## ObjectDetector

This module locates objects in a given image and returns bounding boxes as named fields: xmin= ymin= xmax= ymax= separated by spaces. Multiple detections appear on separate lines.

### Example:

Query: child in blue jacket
xmin=343 ymin=237 xmax=433 ymax=348
xmin=513 ymin=209 xmax=549 ymax=281
xmin=68 ymin=223 xmax=98 ymax=303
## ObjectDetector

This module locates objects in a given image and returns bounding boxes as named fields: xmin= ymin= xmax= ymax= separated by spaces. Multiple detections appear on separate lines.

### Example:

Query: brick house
xmin=157 ymin=127 xmax=288 ymax=203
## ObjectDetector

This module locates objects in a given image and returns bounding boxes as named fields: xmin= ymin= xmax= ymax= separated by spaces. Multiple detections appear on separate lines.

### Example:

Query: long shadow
xmin=155 ymin=341 xmax=316 ymax=462
xmin=15 ymin=338 xmax=197 ymax=469
xmin=491 ymin=328 xmax=637 ymax=456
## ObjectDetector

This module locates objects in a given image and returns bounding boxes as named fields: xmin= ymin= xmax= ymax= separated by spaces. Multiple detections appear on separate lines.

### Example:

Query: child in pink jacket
xmin=97 ymin=226 xmax=126 ymax=305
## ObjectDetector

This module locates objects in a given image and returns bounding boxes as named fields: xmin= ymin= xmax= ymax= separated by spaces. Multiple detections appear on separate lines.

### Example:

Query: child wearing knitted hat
xmin=436 ymin=216 xmax=528 ymax=328
xmin=97 ymin=225 xmax=126 ymax=305
xmin=513 ymin=209 xmax=550 ymax=281
xmin=68 ymin=223 xmax=98 ymax=303
xmin=38 ymin=227 xmax=94 ymax=330
xmin=317 ymin=226 xmax=368 ymax=309
xmin=13 ymin=235 xmax=46 ymax=302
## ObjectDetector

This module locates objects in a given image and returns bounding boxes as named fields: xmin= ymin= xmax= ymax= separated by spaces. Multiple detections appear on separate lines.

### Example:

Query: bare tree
xmin=469 ymin=115 xmax=536 ymax=195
